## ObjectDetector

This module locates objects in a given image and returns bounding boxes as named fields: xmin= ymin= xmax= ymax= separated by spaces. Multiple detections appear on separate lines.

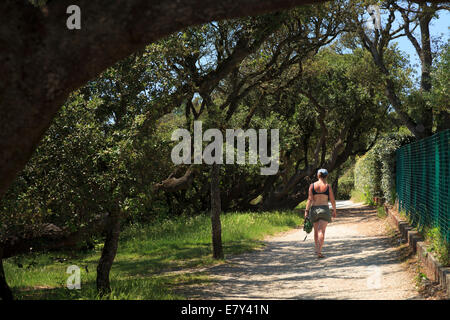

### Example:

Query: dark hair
xmin=318 ymin=172 xmax=328 ymax=179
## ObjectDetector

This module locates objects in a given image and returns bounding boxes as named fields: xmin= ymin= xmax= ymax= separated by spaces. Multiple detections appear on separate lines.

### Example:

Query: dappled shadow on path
xmin=178 ymin=205 xmax=420 ymax=300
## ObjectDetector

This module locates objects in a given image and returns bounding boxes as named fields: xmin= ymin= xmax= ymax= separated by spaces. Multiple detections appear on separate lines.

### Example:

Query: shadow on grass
xmin=14 ymin=271 xmax=211 ymax=300
xmin=111 ymin=239 xmax=264 ymax=276
xmin=112 ymin=243 xmax=212 ymax=275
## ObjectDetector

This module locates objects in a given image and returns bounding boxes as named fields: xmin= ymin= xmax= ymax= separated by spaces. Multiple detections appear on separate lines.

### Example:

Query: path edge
xmin=384 ymin=203 xmax=450 ymax=299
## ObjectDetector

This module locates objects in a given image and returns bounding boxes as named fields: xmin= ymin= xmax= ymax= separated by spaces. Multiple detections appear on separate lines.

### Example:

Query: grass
xmin=349 ymin=189 xmax=385 ymax=219
xmin=395 ymin=209 xmax=449 ymax=267
xmin=423 ymin=227 xmax=450 ymax=267
xmin=414 ymin=265 xmax=429 ymax=288
xmin=296 ymin=200 xmax=307 ymax=210
xmin=4 ymin=210 xmax=303 ymax=300
xmin=350 ymin=190 xmax=366 ymax=204
xmin=386 ymin=205 xmax=448 ymax=266
xmin=376 ymin=206 xmax=387 ymax=219
xmin=398 ymin=209 xmax=408 ymax=220
xmin=350 ymin=189 xmax=376 ymax=206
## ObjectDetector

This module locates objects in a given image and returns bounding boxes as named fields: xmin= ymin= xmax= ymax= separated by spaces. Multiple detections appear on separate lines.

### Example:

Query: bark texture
xmin=210 ymin=163 xmax=224 ymax=260
xmin=96 ymin=212 xmax=121 ymax=295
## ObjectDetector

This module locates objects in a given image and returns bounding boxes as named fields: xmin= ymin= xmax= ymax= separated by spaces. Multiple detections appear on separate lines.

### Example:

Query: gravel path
xmin=182 ymin=202 xmax=421 ymax=300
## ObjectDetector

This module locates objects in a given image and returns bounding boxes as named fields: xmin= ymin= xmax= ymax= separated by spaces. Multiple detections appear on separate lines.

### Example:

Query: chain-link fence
xmin=396 ymin=129 xmax=450 ymax=242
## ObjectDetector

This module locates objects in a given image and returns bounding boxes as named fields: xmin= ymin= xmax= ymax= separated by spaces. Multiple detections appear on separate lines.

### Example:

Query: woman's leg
xmin=317 ymin=219 xmax=328 ymax=256
xmin=313 ymin=222 xmax=319 ymax=253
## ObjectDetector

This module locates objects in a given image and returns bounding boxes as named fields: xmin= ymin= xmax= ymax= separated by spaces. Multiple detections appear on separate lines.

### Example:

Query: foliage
xmin=2 ymin=0 xmax=447 ymax=299
xmin=342 ymin=0 xmax=449 ymax=139
xmin=244 ymin=46 xmax=395 ymax=208
xmin=1 ymin=94 xmax=109 ymax=238
xmin=376 ymin=206 xmax=387 ymax=219
xmin=350 ymin=189 xmax=366 ymax=204
xmin=1 ymin=1 xmax=403 ymax=240
xmin=337 ymin=167 xmax=354 ymax=200
xmin=424 ymin=227 xmax=449 ymax=267
xmin=354 ymin=151 xmax=380 ymax=204
xmin=372 ymin=132 xmax=415 ymax=204
xmin=353 ymin=131 xmax=414 ymax=205
xmin=0 ymin=50 xmax=184 ymax=248
xmin=428 ymin=41 xmax=450 ymax=119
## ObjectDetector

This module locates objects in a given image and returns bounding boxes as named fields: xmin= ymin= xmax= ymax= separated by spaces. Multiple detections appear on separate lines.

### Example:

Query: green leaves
xmin=354 ymin=132 xmax=414 ymax=205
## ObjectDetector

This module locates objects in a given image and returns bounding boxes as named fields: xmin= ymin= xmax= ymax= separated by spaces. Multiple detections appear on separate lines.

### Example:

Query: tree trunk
xmin=0 ymin=250 xmax=13 ymax=301
xmin=332 ymin=167 xmax=340 ymax=199
xmin=418 ymin=10 xmax=433 ymax=137
xmin=96 ymin=211 xmax=121 ymax=296
xmin=384 ymin=78 xmax=426 ymax=140
xmin=210 ymin=163 xmax=224 ymax=260
xmin=436 ymin=110 xmax=450 ymax=132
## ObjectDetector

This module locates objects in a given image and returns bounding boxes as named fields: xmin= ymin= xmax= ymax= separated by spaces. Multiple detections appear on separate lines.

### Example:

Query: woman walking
xmin=304 ymin=169 xmax=336 ymax=258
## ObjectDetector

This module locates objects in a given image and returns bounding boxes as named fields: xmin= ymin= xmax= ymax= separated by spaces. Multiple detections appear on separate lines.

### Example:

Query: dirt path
xmin=181 ymin=202 xmax=421 ymax=300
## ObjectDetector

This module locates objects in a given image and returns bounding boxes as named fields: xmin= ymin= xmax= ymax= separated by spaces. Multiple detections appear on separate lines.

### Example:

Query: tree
xmin=150 ymin=13 xmax=289 ymax=260
xmin=428 ymin=41 xmax=450 ymax=129
xmin=0 ymin=51 xmax=176 ymax=297
xmin=393 ymin=0 xmax=450 ymax=133
xmin=1 ymin=0 xmax=331 ymax=201
xmin=152 ymin=4 xmax=349 ymax=257
xmin=148 ymin=2 xmax=389 ymax=213
xmin=348 ymin=0 xmax=449 ymax=139
xmin=226 ymin=47 xmax=394 ymax=210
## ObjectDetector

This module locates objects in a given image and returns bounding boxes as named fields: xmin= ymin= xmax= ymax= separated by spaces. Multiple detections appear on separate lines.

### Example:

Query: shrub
xmin=372 ymin=132 xmax=414 ymax=204
xmin=354 ymin=150 xmax=381 ymax=202
xmin=353 ymin=132 xmax=414 ymax=205
xmin=337 ymin=168 xmax=354 ymax=200
xmin=350 ymin=189 xmax=365 ymax=203
xmin=424 ymin=227 xmax=450 ymax=266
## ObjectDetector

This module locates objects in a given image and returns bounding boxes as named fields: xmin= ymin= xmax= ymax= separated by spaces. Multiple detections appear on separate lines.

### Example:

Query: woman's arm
xmin=329 ymin=185 xmax=336 ymax=218
xmin=305 ymin=184 xmax=314 ymax=218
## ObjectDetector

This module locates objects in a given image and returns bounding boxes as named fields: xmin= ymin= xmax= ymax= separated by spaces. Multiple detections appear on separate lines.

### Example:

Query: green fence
xmin=396 ymin=129 xmax=450 ymax=242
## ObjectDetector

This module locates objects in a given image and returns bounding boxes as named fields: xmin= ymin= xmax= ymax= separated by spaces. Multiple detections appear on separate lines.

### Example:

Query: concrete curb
xmin=385 ymin=204 xmax=450 ymax=299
